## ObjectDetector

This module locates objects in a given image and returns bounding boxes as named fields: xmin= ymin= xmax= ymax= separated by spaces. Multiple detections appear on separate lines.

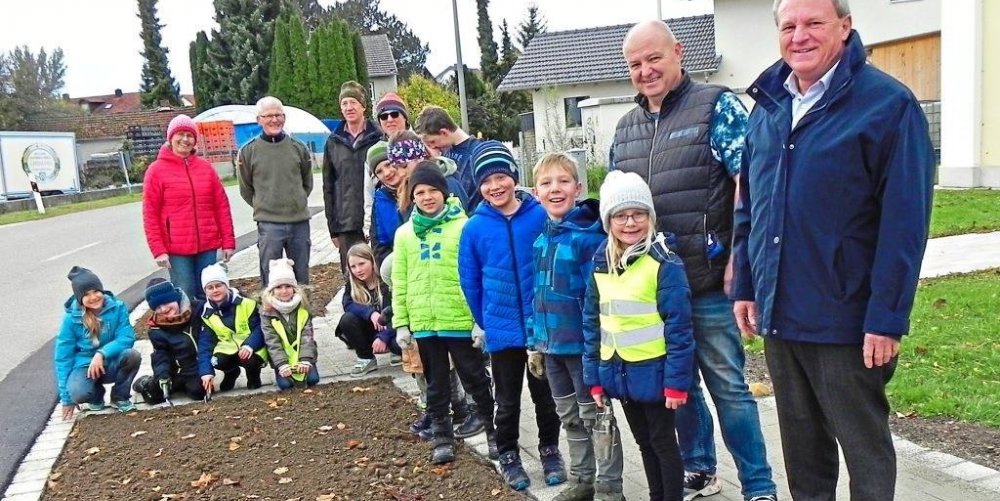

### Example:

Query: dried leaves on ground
xmin=44 ymin=378 xmax=524 ymax=501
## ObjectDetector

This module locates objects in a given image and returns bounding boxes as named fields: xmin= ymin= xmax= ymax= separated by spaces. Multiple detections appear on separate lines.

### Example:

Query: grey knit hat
xmin=67 ymin=266 xmax=103 ymax=302
xmin=598 ymin=170 xmax=656 ymax=232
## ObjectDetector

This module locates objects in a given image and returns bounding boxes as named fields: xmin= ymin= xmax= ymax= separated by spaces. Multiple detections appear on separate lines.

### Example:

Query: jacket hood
xmin=63 ymin=291 xmax=123 ymax=319
xmin=472 ymin=188 xmax=539 ymax=220
xmin=434 ymin=156 xmax=458 ymax=177
xmin=550 ymin=198 xmax=603 ymax=234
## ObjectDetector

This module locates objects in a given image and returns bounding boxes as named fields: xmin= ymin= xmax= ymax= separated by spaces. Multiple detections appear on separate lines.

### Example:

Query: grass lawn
xmin=887 ymin=268 xmax=1000 ymax=427
xmin=929 ymin=188 xmax=1000 ymax=237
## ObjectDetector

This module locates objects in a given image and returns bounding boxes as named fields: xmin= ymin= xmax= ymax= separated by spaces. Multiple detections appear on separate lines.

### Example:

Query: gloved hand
xmin=396 ymin=326 xmax=413 ymax=351
xmin=471 ymin=324 xmax=485 ymax=349
xmin=527 ymin=350 xmax=545 ymax=379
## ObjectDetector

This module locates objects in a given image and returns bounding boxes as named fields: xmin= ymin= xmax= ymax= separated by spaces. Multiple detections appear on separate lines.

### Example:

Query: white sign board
xmin=0 ymin=132 xmax=80 ymax=199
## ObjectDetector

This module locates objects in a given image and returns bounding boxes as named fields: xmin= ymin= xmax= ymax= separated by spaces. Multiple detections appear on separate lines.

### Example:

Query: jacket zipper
xmin=505 ymin=217 xmax=528 ymax=339
xmin=183 ymin=157 xmax=202 ymax=251
xmin=646 ymin=116 xmax=659 ymax=184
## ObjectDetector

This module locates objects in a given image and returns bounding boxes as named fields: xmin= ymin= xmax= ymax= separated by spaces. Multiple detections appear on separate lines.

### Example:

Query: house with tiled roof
xmin=68 ymin=89 xmax=196 ymax=115
xmin=361 ymin=34 xmax=399 ymax=103
xmin=498 ymin=14 xmax=722 ymax=167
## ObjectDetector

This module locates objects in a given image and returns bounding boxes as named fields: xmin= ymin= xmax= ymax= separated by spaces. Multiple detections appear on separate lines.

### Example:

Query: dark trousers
xmin=258 ymin=221 xmax=311 ymax=285
xmin=336 ymin=311 xmax=401 ymax=359
xmin=335 ymin=230 xmax=366 ymax=277
xmin=154 ymin=374 xmax=206 ymax=401
xmin=621 ymin=401 xmax=683 ymax=501
xmin=214 ymin=352 xmax=265 ymax=375
xmin=491 ymin=348 xmax=561 ymax=456
xmin=764 ymin=337 xmax=897 ymax=501
xmin=418 ymin=336 xmax=495 ymax=442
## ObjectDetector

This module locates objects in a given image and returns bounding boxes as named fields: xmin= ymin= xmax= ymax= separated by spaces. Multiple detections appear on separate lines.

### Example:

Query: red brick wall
xmin=22 ymin=107 xmax=198 ymax=140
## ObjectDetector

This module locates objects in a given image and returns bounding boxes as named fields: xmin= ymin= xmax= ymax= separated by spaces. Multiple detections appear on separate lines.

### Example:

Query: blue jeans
xmin=675 ymin=291 xmax=775 ymax=498
xmin=168 ymin=250 xmax=219 ymax=301
xmin=274 ymin=364 xmax=320 ymax=390
xmin=258 ymin=221 xmax=311 ymax=285
xmin=67 ymin=349 xmax=141 ymax=404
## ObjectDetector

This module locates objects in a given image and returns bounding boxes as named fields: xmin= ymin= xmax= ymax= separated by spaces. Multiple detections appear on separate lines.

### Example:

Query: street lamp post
xmin=452 ymin=0 xmax=470 ymax=130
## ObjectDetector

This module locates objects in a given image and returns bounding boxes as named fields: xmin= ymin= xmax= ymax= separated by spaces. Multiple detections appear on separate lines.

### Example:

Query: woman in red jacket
xmin=143 ymin=115 xmax=236 ymax=301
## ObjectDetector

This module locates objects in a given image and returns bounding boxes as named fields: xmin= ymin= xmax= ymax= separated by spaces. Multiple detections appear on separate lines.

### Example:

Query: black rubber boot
xmin=245 ymin=365 xmax=262 ymax=389
xmin=430 ymin=416 xmax=456 ymax=464
xmin=219 ymin=368 xmax=239 ymax=392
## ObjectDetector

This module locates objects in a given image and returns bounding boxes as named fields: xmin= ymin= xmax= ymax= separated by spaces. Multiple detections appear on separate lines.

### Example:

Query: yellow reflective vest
xmin=593 ymin=254 xmax=667 ymax=362
xmin=203 ymin=298 xmax=269 ymax=361
xmin=270 ymin=308 xmax=311 ymax=382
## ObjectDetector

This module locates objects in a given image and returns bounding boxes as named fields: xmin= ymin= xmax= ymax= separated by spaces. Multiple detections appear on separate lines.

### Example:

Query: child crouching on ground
xmin=260 ymin=258 xmax=319 ymax=390
xmin=392 ymin=162 xmax=496 ymax=465
xmin=531 ymin=153 xmax=625 ymax=501
xmin=198 ymin=263 xmax=268 ymax=392
xmin=133 ymin=278 xmax=206 ymax=404
xmin=582 ymin=171 xmax=695 ymax=501
xmin=337 ymin=243 xmax=401 ymax=377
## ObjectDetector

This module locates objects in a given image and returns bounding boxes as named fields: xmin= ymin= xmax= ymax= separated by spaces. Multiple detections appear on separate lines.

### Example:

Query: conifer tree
xmin=137 ymin=0 xmax=181 ymax=108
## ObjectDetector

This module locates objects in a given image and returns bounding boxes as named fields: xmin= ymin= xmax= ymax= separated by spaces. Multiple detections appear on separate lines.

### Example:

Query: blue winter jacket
xmin=732 ymin=30 xmax=935 ymax=344
xmin=197 ymin=291 xmax=265 ymax=376
xmin=149 ymin=291 xmax=203 ymax=380
xmin=458 ymin=191 xmax=547 ymax=353
xmin=343 ymin=280 xmax=396 ymax=345
xmin=582 ymin=238 xmax=695 ymax=403
xmin=531 ymin=199 xmax=606 ymax=355
xmin=371 ymin=186 xmax=407 ymax=265
xmin=54 ymin=292 xmax=136 ymax=406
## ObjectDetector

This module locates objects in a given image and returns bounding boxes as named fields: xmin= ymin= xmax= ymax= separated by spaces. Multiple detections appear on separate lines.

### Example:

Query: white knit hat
xmin=267 ymin=258 xmax=297 ymax=291
xmin=200 ymin=263 xmax=230 ymax=290
xmin=599 ymin=170 xmax=656 ymax=232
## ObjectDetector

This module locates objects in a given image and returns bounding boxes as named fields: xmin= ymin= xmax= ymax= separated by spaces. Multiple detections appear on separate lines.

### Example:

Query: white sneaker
xmin=351 ymin=358 xmax=377 ymax=377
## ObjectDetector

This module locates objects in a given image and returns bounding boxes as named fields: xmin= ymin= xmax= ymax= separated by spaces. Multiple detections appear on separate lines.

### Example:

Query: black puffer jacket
xmin=322 ymin=120 xmax=381 ymax=236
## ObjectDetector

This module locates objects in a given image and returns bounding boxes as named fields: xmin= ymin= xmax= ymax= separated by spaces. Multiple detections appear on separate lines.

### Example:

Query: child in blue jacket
xmin=531 ymin=153 xmax=625 ymax=501
xmin=582 ymin=171 xmax=695 ymax=501
xmin=337 ymin=242 xmax=401 ymax=377
xmin=458 ymin=141 xmax=565 ymax=491
xmin=198 ymin=264 xmax=267 ymax=392
xmin=54 ymin=266 xmax=141 ymax=419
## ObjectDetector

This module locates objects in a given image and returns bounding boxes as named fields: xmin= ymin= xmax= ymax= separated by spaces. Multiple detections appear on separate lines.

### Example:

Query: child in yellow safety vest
xmin=198 ymin=264 xmax=267 ymax=393
xmin=260 ymin=258 xmax=319 ymax=390
xmin=582 ymin=171 xmax=695 ymax=501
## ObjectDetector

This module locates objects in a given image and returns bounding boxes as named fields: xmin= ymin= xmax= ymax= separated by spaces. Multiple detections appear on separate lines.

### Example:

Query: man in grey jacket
xmin=238 ymin=96 xmax=313 ymax=285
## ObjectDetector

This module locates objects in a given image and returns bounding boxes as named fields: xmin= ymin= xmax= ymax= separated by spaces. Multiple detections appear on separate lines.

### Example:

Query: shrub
xmin=587 ymin=165 xmax=608 ymax=195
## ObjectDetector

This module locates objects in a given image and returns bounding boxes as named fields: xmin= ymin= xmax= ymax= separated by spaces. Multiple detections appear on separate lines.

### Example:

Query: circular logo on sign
xmin=21 ymin=143 xmax=61 ymax=182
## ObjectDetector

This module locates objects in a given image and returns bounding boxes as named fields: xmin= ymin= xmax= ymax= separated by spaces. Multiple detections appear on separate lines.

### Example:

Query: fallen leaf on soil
xmin=430 ymin=466 xmax=450 ymax=476
xmin=68 ymin=429 xmax=78 ymax=438
xmin=147 ymin=470 xmax=161 ymax=478
xmin=151 ymin=486 xmax=161 ymax=492
xmin=347 ymin=440 xmax=362 ymax=449
xmin=85 ymin=447 xmax=100 ymax=455
xmin=130 ymin=431 xmax=147 ymax=438
xmin=278 ymin=477 xmax=293 ymax=484
xmin=392 ymin=458 xmax=407 ymax=467
xmin=336 ymin=423 xmax=346 ymax=430
xmin=749 ymin=382 xmax=772 ymax=397
xmin=122 ymin=477 xmax=131 ymax=485
xmin=49 ymin=472 xmax=62 ymax=481
xmin=274 ymin=416 xmax=284 ymax=421
xmin=180 ymin=433 xmax=196 ymax=440
xmin=192 ymin=409 xmax=201 ymax=415
xmin=316 ymin=495 xmax=335 ymax=501
xmin=303 ymin=389 xmax=314 ymax=394
xmin=228 ymin=442 xmax=241 ymax=451
xmin=153 ymin=448 xmax=163 ymax=457
xmin=225 ymin=415 xmax=243 ymax=419
xmin=351 ymin=386 xmax=372 ymax=393
xmin=222 ymin=478 xmax=240 ymax=486
xmin=273 ymin=466 xmax=289 ymax=475
xmin=191 ymin=472 xmax=215 ymax=488
xmin=492 ymin=488 xmax=501 ymax=495
xmin=143 ymin=417 xmax=155 ymax=422
xmin=318 ymin=425 xmax=334 ymax=431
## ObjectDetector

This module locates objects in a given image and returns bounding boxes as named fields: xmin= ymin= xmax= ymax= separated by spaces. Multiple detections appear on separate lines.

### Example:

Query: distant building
xmin=361 ymin=34 xmax=399 ymax=106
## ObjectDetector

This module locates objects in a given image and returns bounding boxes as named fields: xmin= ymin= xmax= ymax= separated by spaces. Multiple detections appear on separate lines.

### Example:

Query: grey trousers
xmin=257 ymin=221 xmax=310 ymax=285
xmin=765 ymin=337 xmax=898 ymax=501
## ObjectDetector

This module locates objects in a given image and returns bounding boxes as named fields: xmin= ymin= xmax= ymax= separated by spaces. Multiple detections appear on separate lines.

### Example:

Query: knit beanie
xmin=267 ymin=258 xmax=298 ymax=291
xmin=145 ymin=278 xmax=182 ymax=311
xmin=599 ymin=170 xmax=656 ymax=232
xmin=167 ymin=114 xmax=198 ymax=142
xmin=339 ymin=81 xmax=367 ymax=107
xmin=366 ymin=141 xmax=390 ymax=177
xmin=408 ymin=161 xmax=450 ymax=202
xmin=472 ymin=140 xmax=519 ymax=187
xmin=200 ymin=263 xmax=230 ymax=290
xmin=387 ymin=138 xmax=428 ymax=166
xmin=67 ymin=266 xmax=103 ymax=302
xmin=376 ymin=92 xmax=409 ymax=121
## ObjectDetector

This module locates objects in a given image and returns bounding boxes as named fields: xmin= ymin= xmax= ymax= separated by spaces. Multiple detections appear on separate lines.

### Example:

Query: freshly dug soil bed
xmin=44 ymin=377 xmax=524 ymax=501
xmin=134 ymin=262 xmax=343 ymax=340
xmin=743 ymin=350 xmax=1000 ymax=472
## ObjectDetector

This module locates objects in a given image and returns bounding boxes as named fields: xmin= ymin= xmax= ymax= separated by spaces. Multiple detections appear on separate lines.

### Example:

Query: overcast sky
xmin=0 ymin=0 xmax=712 ymax=97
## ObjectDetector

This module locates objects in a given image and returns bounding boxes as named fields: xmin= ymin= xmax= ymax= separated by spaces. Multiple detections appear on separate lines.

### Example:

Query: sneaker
xmin=454 ymin=414 xmax=485 ymax=438
xmin=83 ymin=402 xmax=106 ymax=412
xmin=747 ymin=496 xmax=777 ymax=501
xmin=553 ymin=479 xmax=595 ymax=501
xmin=431 ymin=443 xmax=456 ymax=464
xmin=594 ymin=483 xmax=626 ymax=501
xmin=486 ymin=431 xmax=499 ymax=460
xmin=113 ymin=400 xmax=136 ymax=413
xmin=351 ymin=358 xmax=377 ymax=377
xmin=498 ymin=451 xmax=530 ymax=491
xmin=389 ymin=354 xmax=403 ymax=366
xmin=410 ymin=413 xmax=432 ymax=436
xmin=219 ymin=369 xmax=239 ymax=392
xmin=539 ymin=444 xmax=568 ymax=486
xmin=683 ymin=472 xmax=722 ymax=500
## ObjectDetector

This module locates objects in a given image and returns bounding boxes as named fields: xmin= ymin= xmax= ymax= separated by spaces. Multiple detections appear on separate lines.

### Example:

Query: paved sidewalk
xmin=4 ymin=224 xmax=999 ymax=501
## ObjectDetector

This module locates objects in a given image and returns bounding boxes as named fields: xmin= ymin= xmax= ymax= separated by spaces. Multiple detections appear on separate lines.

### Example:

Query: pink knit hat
xmin=167 ymin=114 xmax=198 ymax=142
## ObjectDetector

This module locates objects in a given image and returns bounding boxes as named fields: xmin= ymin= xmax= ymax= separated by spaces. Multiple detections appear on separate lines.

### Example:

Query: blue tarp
xmin=321 ymin=119 xmax=342 ymax=132
xmin=233 ymin=124 xmax=329 ymax=154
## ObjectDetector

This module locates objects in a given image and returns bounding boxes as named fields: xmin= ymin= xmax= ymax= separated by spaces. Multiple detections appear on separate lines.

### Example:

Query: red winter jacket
xmin=143 ymin=145 xmax=236 ymax=257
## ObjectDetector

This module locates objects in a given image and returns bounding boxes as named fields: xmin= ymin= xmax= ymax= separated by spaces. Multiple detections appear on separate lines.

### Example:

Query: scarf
xmin=411 ymin=197 xmax=462 ymax=238
xmin=270 ymin=293 xmax=302 ymax=315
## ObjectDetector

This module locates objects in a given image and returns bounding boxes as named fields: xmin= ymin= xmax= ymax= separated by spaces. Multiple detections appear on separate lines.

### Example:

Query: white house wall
xmin=370 ymin=76 xmax=399 ymax=107
xmin=530 ymin=81 xmax=636 ymax=155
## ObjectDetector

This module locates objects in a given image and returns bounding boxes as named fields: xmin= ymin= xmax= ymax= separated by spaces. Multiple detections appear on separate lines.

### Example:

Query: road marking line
xmin=42 ymin=241 xmax=103 ymax=263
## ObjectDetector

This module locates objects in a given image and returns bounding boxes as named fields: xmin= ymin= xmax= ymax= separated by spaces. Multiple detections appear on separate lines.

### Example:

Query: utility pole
xmin=451 ymin=0 xmax=470 ymax=130
xmin=657 ymin=0 xmax=662 ymax=19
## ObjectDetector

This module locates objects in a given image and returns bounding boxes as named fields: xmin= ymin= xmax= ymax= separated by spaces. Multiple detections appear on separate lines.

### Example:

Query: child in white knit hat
xmin=260 ymin=258 xmax=319 ymax=390
xmin=582 ymin=170 xmax=696 ymax=501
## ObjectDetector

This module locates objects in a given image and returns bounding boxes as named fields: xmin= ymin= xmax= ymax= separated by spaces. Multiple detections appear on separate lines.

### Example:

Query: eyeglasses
xmin=259 ymin=113 xmax=285 ymax=120
xmin=379 ymin=111 xmax=402 ymax=121
xmin=611 ymin=211 xmax=649 ymax=225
